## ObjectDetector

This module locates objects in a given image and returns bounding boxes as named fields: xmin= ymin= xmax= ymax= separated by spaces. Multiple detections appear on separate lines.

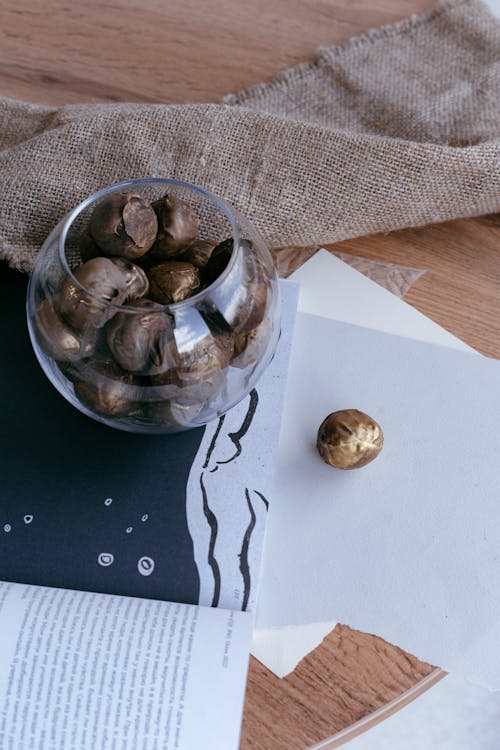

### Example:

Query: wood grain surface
xmin=2 ymin=1 xmax=497 ymax=748
xmin=242 ymin=628 xmax=439 ymax=750
xmin=1 ymin=0 xmax=433 ymax=106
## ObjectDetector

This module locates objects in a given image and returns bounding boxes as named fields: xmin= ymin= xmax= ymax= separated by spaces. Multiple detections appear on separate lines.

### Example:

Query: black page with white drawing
xmin=0 ymin=271 xmax=297 ymax=615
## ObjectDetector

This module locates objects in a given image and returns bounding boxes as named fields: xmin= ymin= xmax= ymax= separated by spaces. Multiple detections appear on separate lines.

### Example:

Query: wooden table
xmin=2 ymin=1 xmax=499 ymax=747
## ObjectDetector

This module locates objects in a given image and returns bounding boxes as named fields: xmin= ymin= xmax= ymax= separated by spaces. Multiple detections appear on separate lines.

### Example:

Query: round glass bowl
xmin=27 ymin=178 xmax=281 ymax=433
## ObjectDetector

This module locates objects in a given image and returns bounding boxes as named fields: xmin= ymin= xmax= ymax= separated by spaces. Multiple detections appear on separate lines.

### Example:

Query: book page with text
xmin=0 ymin=581 xmax=252 ymax=750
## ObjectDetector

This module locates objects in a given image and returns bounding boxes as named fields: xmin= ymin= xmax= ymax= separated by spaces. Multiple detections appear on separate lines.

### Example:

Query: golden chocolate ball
xmin=35 ymin=298 xmax=98 ymax=362
xmin=149 ymin=326 xmax=233 ymax=403
xmin=57 ymin=257 xmax=149 ymax=333
xmin=106 ymin=299 xmax=176 ymax=375
xmin=150 ymin=194 xmax=199 ymax=259
xmin=179 ymin=239 xmax=215 ymax=270
xmin=147 ymin=261 xmax=200 ymax=304
xmin=145 ymin=398 xmax=204 ymax=430
xmin=89 ymin=193 xmax=158 ymax=259
xmin=316 ymin=409 xmax=383 ymax=470
xmin=73 ymin=361 xmax=142 ymax=419
xmin=231 ymin=318 xmax=270 ymax=369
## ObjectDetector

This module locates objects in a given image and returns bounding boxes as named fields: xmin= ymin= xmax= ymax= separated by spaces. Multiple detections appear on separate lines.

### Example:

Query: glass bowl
xmin=26 ymin=178 xmax=281 ymax=433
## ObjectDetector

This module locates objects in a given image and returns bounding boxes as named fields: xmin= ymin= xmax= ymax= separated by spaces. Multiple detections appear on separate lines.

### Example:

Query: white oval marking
xmin=98 ymin=552 xmax=114 ymax=567
xmin=3 ymin=524 xmax=11 ymax=533
xmin=104 ymin=498 xmax=113 ymax=506
xmin=141 ymin=514 xmax=149 ymax=522
xmin=23 ymin=515 xmax=33 ymax=524
xmin=126 ymin=526 xmax=133 ymax=534
xmin=138 ymin=556 xmax=155 ymax=576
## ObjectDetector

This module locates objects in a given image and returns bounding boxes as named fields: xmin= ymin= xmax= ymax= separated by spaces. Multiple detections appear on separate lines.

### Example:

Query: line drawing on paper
xmin=186 ymin=388 xmax=270 ymax=611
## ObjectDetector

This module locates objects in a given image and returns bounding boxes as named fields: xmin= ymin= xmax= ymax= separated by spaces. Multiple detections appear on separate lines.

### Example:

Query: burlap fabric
xmin=1 ymin=0 xmax=499 ymax=273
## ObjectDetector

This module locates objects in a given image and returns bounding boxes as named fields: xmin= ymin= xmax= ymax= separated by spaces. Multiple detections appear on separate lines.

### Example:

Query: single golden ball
xmin=317 ymin=409 xmax=383 ymax=470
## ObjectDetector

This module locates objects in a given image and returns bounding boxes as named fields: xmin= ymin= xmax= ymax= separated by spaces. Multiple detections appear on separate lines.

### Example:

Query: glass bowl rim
xmin=58 ymin=177 xmax=241 ymax=314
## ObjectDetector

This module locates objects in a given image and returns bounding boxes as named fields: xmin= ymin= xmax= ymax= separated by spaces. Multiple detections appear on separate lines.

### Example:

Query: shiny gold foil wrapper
xmin=317 ymin=409 xmax=383 ymax=470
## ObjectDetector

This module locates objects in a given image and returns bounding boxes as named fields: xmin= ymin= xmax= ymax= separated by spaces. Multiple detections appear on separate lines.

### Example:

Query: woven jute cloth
xmin=1 ymin=0 xmax=499 ymax=273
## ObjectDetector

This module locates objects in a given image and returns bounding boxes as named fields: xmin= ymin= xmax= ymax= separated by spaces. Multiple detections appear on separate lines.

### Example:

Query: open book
xmin=0 ymin=264 xmax=297 ymax=750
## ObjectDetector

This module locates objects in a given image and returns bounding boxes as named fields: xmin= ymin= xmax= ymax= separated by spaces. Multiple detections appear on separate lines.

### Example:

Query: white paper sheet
xmin=251 ymin=620 xmax=338 ymax=678
xmin=292 ymin=250 xmax=471 ymax=352
xmin=251 ymin=251 xmax=472 ymax=677
xmin=253 ymin=251 xmax=500 ymax=689
xmin=251 ymin=250 xmax=471 ymax=677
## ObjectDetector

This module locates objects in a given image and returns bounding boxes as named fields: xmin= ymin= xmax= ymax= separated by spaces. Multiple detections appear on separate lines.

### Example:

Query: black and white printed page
xmin=0 ymin=581 xmax=252 ymax=750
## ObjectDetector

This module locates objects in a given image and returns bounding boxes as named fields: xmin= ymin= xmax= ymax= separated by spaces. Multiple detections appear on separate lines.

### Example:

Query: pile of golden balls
xmin=35 ymin=192 xmax=270 ymax=426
